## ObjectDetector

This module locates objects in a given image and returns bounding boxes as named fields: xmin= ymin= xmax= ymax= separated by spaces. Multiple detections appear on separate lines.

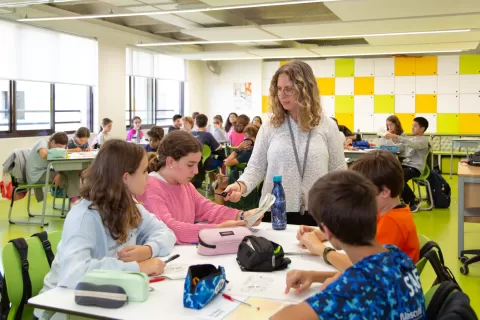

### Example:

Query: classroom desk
xmin=343 ymin=149 xmax=372 ymax=161
xmin=457 ymin=164 xmax=480 ymax=258
xmin=29 ymin=224 xmax=338 ymax=320
xmin=38 ymin=152 xmax=97 ymax=227
xmin=450 ymin=139 xmax=480 ymax=179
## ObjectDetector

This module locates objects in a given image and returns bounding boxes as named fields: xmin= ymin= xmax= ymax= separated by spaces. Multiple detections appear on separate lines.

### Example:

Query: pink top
xmin=228 ymin=130 xmax=244 ymax=147
xmin=137 ymin=173 xmax=239 ymax=244
xmin=126 ymin=129 xmax=144 ymax=141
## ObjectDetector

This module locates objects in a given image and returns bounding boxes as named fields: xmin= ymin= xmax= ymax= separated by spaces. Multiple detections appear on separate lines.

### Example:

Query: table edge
xmin=28 ymin=301 xmax=118 ymax=320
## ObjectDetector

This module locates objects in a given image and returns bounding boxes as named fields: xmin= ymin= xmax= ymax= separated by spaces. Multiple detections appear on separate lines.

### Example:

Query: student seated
xmin=68 ymin=127 xmax=91 ymax=152
xmin=91 ymin=118 xmax=113 ymax=149
xmin=297 ymin=150 xmax=420 ymax=271
xmin=224 ymin=124 xmax=258 ymax=168
xmin=137 ymin=131 xmax=263 ymax=244
xmin=252 ymin=116 xmax=262 ymax=128
xmin=145 ymin=126 xmax=164 ymax=152
xmin=272 ymin=171 xmax=425 ymax=320
xmin=386 ymin=114 xmax=406 ymax=160
xmin=35 ymin=140 xmax=175 ymax=319
xmin=168 ymin=114 xmax=182 ymax=133
xmin=181 ymin=116 xmax=194 ymax=133
xmin=26 ymin=132 xmax=82 ymax=204
xmin=228 ymin=114 xmax=250 ymax=147
xmin=212 ymin=115 xmax=228 ymax=143
xmin=193 ymin=114 xmax=224 ymax=171
xmin=385 ymin=117 xmax=429 ymax=212
xmin=331 ymin=117 xmax=356 ymax=141
xmin=126 ymin=116 xmax=144 ymax=141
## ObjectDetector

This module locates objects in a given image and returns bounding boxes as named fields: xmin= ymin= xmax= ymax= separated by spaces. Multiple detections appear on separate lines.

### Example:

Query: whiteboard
xmin=354 ymin=95 xmax=374 ymax=114
xmin=415 ymin=76 xmax=437 ymax=94
xmin=437 ymin=75 xmax=459 ymax=94
xmin=354 ymin=113 xmax=374 ymax=132
xmin=437 ymin=94 xmax=460 ymax=114
xmin=437 ymin=55 xmax=459 ymax=75
xmin=459 ymin=94 xmax=480 ymax=113
xmin=459 ymin=75 xmax=480 ymax=94
xmin=335 ymin=77 xmax=354 ymax=95
xmin=394 ymin=76 xmax=416 ymax=94
xmin=374 ymin=58 xmax=394 ymax=76
xmin=320 ymin=95 xmax=335 ymax=117
xmin=355 ymin=59 xmax=374 ymax=76
xmin=374 ymin=76 xmax=394 ymax=94
xmin=313 ymin=59 xmax=335 ymax=78
xmin=373 ymin=114 xmax=389 ymax=133
xmin=415 ymin=113 xmax=437 ymax=133
xmin=395 ymin=95 xmax=415 ymax=113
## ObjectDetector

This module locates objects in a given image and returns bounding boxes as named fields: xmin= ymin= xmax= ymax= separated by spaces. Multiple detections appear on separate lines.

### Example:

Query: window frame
xmin=125 ymin=75 xmax=184 ymax=130
xmin=0 ymin=80 xmax=94 ymax=138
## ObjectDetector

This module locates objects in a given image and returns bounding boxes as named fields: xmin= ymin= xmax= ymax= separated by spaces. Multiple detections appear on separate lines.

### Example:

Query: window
xmin=155 ymin=80 xmax=182 ymax=126
xmin=0 ymin=80 xmax=94 ymax=138
xmin=133 ymin=77 xmax=154 ymax=125
xmin=0 ymin=80 xmax=9 ymax=132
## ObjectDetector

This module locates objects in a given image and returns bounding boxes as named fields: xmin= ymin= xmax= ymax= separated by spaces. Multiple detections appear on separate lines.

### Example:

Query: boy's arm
xmin=224 ymin=152 xmax=239 ymax=167
xmin=271 ymin=303 xmax=318 ymax=320
xmin=39 ymin=148 xmax=48 ymax=160
xmin=395 ymin=136 xmax=429 ymax=150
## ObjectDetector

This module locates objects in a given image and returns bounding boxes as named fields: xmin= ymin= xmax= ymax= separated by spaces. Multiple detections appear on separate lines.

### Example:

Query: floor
xmin=1 ymin=176 xmax=479 ymax=316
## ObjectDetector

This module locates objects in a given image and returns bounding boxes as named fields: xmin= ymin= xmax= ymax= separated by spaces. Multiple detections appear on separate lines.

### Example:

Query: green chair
xmin=411 ymin=148 xmax=434 ymax=211
xmin=202 ymin=145 xmax=221 ymax=197
xmin=416 ymin=234 xmax=431 ymax=275
xmin=2 ymin=231 xmax=61 ymax=320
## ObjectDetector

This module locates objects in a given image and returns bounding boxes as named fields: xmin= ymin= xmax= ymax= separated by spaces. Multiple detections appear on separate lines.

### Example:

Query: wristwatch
xmin=323 ymin=247 xmax=336 ymax=265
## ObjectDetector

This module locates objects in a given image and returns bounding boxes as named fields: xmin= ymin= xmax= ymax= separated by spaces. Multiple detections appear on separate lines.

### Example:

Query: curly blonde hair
xmin=269 ymin=61 xmax=322 ymax=132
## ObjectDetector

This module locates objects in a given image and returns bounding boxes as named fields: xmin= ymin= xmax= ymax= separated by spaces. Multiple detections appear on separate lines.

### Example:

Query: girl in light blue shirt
xmin=36 ymin=140 xmax=176 ymax=319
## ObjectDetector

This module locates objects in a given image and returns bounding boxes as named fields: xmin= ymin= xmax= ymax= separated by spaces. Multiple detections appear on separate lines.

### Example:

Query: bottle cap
xmin=273 ymin=175 xmax=282 ymax=182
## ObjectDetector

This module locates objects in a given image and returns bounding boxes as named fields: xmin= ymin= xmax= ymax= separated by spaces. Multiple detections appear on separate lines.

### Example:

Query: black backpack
xmin=420 ymin=241 xmax=458 ymax=287
xmin=427 ymin=167 xmax=451 ymax=208
xmin=427 ymin=282 xmax=477 ymax=320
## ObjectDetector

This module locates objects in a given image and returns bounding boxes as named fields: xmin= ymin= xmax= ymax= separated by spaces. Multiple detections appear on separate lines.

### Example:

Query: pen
xmin=164 ymin=254 xmax=180 ymax=264
xmin=222 ymin=294 xmax=252 ymax=307
xmin=149 ymin=277 xmax=166 ymax=283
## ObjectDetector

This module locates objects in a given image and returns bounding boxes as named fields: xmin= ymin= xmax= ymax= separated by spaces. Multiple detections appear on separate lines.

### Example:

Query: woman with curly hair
xmin=224 ymin=60 xmax=346 ymax=225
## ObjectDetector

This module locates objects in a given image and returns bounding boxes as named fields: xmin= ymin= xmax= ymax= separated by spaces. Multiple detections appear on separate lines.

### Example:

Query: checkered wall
xmin=262 ymin=55 xmax=480 ymax=134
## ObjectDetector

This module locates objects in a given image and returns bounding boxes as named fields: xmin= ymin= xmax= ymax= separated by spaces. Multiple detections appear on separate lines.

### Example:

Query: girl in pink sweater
xmin=137 ymin=131 xmax=262 ymax=244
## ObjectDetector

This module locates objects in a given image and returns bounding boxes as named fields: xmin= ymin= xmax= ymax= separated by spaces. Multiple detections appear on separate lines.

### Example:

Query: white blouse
xmin=238 ymin=114 xmax=346 ymax=212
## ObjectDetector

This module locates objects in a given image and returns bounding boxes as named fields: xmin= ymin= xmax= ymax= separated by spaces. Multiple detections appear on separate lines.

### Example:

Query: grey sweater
xmin=397 ymin=135 xmax=429 ymax=173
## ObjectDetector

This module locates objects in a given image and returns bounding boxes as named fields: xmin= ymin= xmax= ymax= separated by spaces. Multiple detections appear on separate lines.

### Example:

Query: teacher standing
xmin=225 ymin=61 xmax=346 ymax=225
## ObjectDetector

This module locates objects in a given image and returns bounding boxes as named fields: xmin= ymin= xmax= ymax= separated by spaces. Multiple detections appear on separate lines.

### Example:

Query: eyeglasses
xmin=276 ymin=87 xmax=295 ymax=96
xmin=213 ymin=122 xmax=220 ymax=125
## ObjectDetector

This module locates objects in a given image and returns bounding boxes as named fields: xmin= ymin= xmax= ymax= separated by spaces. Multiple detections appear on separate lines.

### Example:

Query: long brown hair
xmin=234 ymin=114 xmax=250 ymax=133
xmin=386 ymin=115 xmax=404 ymax=135
xmin=80 ymin=140 xmax=145 ymax=242
xmin=149 ymin=131 xmax=202 ymax=172
xmin=225 ymin=112 xmax=238 ymax=133
xmin=269 ymin=60 xmax=321 ymax=132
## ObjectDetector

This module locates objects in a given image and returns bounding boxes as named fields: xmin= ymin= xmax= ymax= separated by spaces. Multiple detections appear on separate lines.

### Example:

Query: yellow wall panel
xmin=374 ymin=95 xmax=395 ymax=113
xmin=279 ymin=60 xmax=290 ymax=66
xmin=335 ymin=96 xmax=354 ymax=113
xmin=395 ymin=57 xmax=416 ymax=76
xmin=415 ymin=56 xmax=438 ymax=75
xmin=437 ymin=114 xmax=459 ymax=134
xmin=395 ymin=114 xmax=415 ymax=130
xmin=317 ymin=78 xmax=335 ymax=95
xmin=416 ymin=94 xmax=437 ymax=113
xmin=335 ymin=113 xmax=354 ymax=131
xmin=459 ymin=114 xmax=480 ymax=134
xmin=354 ymin=77 xmax=374 ymax=95
xmin=335 ymin=59 xmax=355 ymax=77
xmin=262 ymin=96 xmax=270 ymax=113
xmin=459 ymin=55 xmax=480 ymax=75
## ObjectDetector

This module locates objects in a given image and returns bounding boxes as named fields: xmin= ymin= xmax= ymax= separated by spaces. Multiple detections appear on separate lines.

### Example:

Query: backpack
xmin=0 ymin=232 xmax=56 ymax=320
xmin=427 ymin=167 xmax=451 ymax=208
xmin=427 ymin=282 xmax=477 ymax=320
xmin=420 ymin=241 xmax=458 ymax=288
xmin=468 ymin=151 xmax=480 ymax=166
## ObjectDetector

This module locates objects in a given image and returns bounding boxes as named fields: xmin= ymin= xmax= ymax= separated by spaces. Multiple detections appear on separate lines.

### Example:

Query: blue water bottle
xmin=271 ymin=175 xmax=287 ymax=230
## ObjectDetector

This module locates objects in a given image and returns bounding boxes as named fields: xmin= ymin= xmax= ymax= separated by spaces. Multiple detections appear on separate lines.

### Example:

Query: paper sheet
xmin=150 ymin=263 xmax=189 ymax=280
xmin=224 ymin=298 xmax=290 ymax=320
xmin=245 ymin=194 xmax=275 ymax=227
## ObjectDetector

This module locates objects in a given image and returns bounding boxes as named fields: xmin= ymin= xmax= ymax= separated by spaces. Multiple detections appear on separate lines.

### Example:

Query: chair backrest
xmin=419 ymin=148 xmax=433 ymax=179
xmin=416 ymin=234 xmax=431 ymax=275
xmin=202 ymin=145 xmax=211 ymax=165
xmin=2 ymin=231 xmax=61 ymax=320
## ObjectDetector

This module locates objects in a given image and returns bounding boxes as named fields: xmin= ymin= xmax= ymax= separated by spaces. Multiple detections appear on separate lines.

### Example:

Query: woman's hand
xmin=241 ymin=209 xmax=263 ymax=226
xmin=299 ymin=232 xmax=325 ymax=256
xmin=139 ymin=258 xmax=165 ymax=276
xmin=224 ymin=182 xmax=243 ymax=202
xmin=216 ymin=220 xmax=247 ymax=228
xmin=118 ymin=245 xmax=152 ymax=262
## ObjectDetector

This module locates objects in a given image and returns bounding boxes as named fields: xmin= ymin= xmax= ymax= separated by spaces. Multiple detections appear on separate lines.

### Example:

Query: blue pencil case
xmin=183 ymin=264 xmax=227 ymax=310
xmin=380 ymin=145 xmax=399 ymax=153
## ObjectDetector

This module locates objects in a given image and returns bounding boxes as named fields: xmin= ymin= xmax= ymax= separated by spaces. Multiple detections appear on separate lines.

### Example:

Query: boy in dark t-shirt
xmin=192 ymin=114 xmax=224 ymax=171
xmin=272 ymin=171 xmax=425 ymax=320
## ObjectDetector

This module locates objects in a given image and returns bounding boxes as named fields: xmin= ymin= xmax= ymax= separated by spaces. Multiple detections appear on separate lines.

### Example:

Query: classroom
xmin=1 ymin=0 xmax=480 ymax=319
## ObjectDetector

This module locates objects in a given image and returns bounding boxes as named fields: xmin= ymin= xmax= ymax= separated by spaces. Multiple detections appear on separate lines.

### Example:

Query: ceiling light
xmin=18 ymin=0 xmax=340 ymax=22
xmin=1 ymin=0 xmax=76 ymax=7
xmin=200 ymin=49 xmax=463 ymax=61
xmin=137 ymin=29 xmax=471 ymax=47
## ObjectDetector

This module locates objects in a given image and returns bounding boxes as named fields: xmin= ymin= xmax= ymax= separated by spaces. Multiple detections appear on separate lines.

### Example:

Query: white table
xmin=29 ymin=224 xmax=338 ymax=320
xmin=450 ymin=139 xmax=480 ymax=179
xmin=38 ymin=152 xmax=97 ymax=227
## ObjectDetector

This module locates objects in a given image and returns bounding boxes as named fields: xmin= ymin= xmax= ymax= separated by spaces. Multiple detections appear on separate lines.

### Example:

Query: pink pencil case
xmin=197 ymin=227 xmax=252 ymax=256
